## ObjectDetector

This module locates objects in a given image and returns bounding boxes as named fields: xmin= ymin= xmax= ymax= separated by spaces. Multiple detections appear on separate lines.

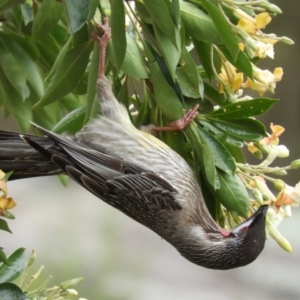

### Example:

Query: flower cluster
xmin=216 ymin=1 xmax=293 ymax=98
xmin=237 ymin=124 xmax=300 ymax=251
xmin=0 ymin=170 xmax=16 ymax=219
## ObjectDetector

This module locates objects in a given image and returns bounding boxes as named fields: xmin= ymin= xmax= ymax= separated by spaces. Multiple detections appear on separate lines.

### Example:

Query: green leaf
xmin=0 ymin=48 xmax=28 ymax=100
xmin=187 ymin=125 xmax=219 ymax=189
xmin=214 ymin=171 xmax=249 ymax=218
xmin=52 ymin=106 xmax=86 ymax=134
xmin=153 ymin=23 xmax=180 ymax=82
xmin=31 ymin=0 xmax=63 ymax=43
xmin=0 ymin=33 xmax=44 ymax=98
xmin=208 ymin=98 xmax=278 ymax=119
xmin=0 ymin=248 xmax=26 ymax=283
xmin=199 ymin=128 xmax=236 ymax=174
xmin=144 ymin=0 xmax=178 ymax=49
xmin=0 ymin=0 xmax=25 ymax=13
xmin=85 ymin=42 xmax=99 ymax=123
xmin=176 ymin=46 xmax=201 ymax=98
xmin=171 ymin=0 xmax=180 ymax=27
xmin=121 ymin=33 xmax=148 ymax=79
xmin=0 ymin=68 xmax=32 ymax=132
xmin=0 ymin=282 xmax=28 ymax=300
xmin=203 ymin=82 xmax=228 ymax=106
xmin=219 ymin=46 xmax=253 ymax=79
xmin=63 ymin=0 xmax=89 ymax=34
xmin=180 ymin=1 xmax=222 ymax=44
xmin=20 ymin=3 xmax=33 ymax=26
xmin=206 ymin=118 xmax=266 ymax=141
xmin=111 ymin=0 xmax=126 ymax=72
xmin=0 ymin=219 xmax=12 ymax=234
xmin=201 ymin=0 xmax=239 ymax=61
xmin=0 ymin=249 xmax=8 ymax=266
xmin=148 ymin=60 xmax=183 ymax=121
xmin=34 ymin=40 xmax=93 ymax=108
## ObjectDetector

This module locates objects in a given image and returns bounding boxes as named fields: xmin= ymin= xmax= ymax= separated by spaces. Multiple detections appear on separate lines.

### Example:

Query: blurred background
xmin=1 ymin=0 xmax=300 ymax=299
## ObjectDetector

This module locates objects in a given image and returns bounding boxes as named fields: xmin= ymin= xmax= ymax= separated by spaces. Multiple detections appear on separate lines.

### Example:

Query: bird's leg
xmin=91 ymin=17 xmax=111 ymax=77
xmin=152 ymin=104 xmax=199 ymax=132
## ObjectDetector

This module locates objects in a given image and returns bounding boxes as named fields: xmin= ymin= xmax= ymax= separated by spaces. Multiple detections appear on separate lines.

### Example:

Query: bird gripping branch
xmin=0 ymin=18 xmax=268 ymax=270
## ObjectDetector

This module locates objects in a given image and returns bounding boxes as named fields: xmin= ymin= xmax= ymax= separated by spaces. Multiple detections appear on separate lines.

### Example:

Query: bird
xmin=0 ymin=18 xmax=267 ymax=270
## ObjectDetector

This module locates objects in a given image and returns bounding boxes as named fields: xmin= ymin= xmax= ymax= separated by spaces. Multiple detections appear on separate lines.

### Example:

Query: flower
xmin=236 ymin=10 xmax=272 ymax=35
xmin=259 ymin=145 xmax=289 ymax=167
xmin=242 ymin=65 xmax=283 ymax=95
xmin=266 ymin=206 xmax=292 ymax=252
xmin=275 ymin=182 xmax=300 ymax=207
xmin=0 ymin=169 xmax=16 ymax=215
xmin=218 ymin=61 xmax=244 ymax=93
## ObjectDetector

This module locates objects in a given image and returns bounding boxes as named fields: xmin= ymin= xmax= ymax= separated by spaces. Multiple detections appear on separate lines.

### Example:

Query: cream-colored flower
xmin=275 ymin=182 xmax=300 ymax=207
xmin=259 ymin=145 xmax=289 ymax=167
xmin=242 ymin=65 xmax=283 ymax=95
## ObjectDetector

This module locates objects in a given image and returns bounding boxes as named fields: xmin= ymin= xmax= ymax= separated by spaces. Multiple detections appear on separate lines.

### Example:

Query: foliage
xmin=0 ymin=0 xmax=299 ymax=255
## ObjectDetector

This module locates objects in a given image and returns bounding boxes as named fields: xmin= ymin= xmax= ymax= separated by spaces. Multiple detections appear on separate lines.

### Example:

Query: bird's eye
xmin=242 ymin=226 xmax=249 ymax=232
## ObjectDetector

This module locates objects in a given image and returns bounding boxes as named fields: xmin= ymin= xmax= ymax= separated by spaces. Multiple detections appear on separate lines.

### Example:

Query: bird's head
xmin=176 ymin=205 xmax=268 ymax=270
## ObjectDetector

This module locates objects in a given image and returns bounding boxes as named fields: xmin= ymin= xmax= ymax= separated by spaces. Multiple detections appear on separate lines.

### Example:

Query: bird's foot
xmin=152 ymin=104 xmax=199 ymax=132
xmin=91 ymin=17 xmax=111 ymax=77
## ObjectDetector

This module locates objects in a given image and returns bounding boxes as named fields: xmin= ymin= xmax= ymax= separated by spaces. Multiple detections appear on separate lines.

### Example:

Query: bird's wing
xmin=25 ymin=124 xmax=182 ymax=215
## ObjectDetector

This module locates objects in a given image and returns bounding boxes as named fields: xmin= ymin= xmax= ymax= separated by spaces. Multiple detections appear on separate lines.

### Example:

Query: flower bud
xmin=252 ymin=149 xmax=263 ymax=159
xmin=274 ymin=179 xmax=285 ymax=190
xmin=60 ymin=288 xmax=78 ymax=298
xmin=60 ymin=277 xmax=84 ymax=289
xmin=281 ymin=36 xmax=294 ymax=45
xmin=28 ymin=249 xmax=37 ymax=267
xmin=267 ymin=221 xmax=292 ymax=252
xmin=291 ymin=159 xmax=300 ymax=169
xmin=273 ymin=169 xmax=287 ymax=176
xmin=260 ymin=1 xmax=282 ymax=14
xmin=252 ymin=189 xmax=263 ymax=204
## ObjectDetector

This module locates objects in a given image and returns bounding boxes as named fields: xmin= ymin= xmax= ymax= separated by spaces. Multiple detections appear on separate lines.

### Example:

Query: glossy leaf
xmin=121 ymin=33 xmax=148 ymax=79
xmin=201 ymin=0 xmax=239 ymax=60
xmin=111 ymin=0 xmax=126 ymax=72
xmin=52 ymin=106 xmax=86 ymax=134
xmin=144 ymin=0 xmax=178 ymax=49
xmin=177 ymin=46 xmax=201 ymax=98
xmin=199 ymin=128 xmax=236 ymax=174
xmin=214 ymin=171 xmax=249 ymax=218
xmin=0 ymin=69 xmax=31 ymax=132
xmin=0 ymin=47 xmax=27 ymax=99
xmin=171 ymin=0 xmax=180 ymax=27
xmin=0 ymin=249 xmax=8 ymax=266
xmin=148 ymin=60 xmax=183 ymax=121
xmin=0 ymin=219 xmax=11 ymax=234
xmin=207 ymin=118 xmax=266 ymax=141
xmin=208 ymin=98 xmax=278 ymax=119
xmin=35 ymin=40 xmax=93 ymax=108
xmin=85 ymin=42 xmax=99 ymax=123
xmin=31 ymin=0 xmax=63 ymax=43
xmin=153 ymin=23 xmax=180 ymax=82
xmin=180 ymin=1 xmax=222 ymax=44
xmin=0 ymin=33 xmax=44 ymax=98
xmin=0 ymin=283 xmax=28 ymax=300
xmin=0 ymin=248 xmax=26 ymax=283
xmin=203 ymin=82 xmax=229 ymax=106
xmin=188 ymin=125 xmax=219 ymax=189
xmin=20 ymin=3 xmax=33 ymax=25
xmin=63 ymin=0 xmax=89 ymax=34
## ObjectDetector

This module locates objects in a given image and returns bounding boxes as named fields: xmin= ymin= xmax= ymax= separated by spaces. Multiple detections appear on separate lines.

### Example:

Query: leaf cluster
xmin=0 ymin=0 xmax=280 ymax=219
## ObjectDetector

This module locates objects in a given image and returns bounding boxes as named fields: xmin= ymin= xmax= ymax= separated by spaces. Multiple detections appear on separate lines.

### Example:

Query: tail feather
xmin=0 ymin=130 xmax=62 ymax=180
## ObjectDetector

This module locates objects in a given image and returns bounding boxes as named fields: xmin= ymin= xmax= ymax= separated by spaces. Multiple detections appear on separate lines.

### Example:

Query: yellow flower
xmin=242 ymin=66 xmax=283 ymax=96
xmin=0 ymin=196 xmax=16 ymax=212
xmin=218 ymin=61 xmax=243 ymax=93
xmin=237 ymin=11 xmax=272 ymax=35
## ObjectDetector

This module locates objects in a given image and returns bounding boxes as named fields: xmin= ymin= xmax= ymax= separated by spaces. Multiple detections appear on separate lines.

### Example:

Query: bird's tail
xmin=0 ymin=130 xmax=62 ymax=180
